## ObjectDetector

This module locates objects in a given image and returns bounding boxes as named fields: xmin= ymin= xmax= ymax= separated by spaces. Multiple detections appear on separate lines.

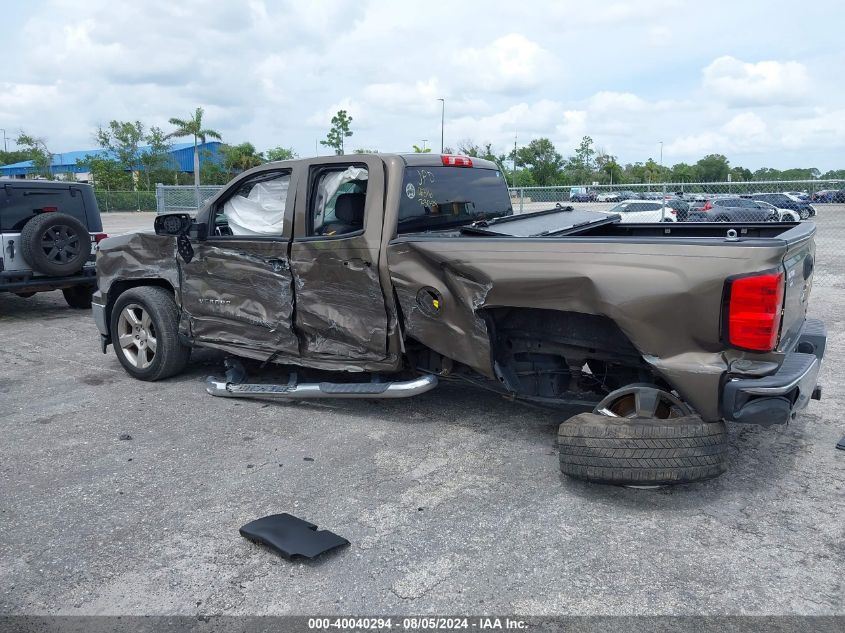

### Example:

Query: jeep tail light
xmin=725 ymin=271 xmax=785 ymax=351
xmin=441 ymin=155 xmax=473 ymax=167
xmin=702 ymin=201 xmax=713 ymax=211
xmin=94 ymin=233 xmax=109 ymax=243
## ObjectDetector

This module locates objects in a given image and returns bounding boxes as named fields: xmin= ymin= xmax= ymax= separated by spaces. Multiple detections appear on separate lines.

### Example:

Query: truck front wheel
xmin=110 ymin=286 xmax=190 ymax=381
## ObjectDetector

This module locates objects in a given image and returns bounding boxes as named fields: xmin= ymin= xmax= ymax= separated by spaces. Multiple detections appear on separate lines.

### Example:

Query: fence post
xmin=519 ymin=187 xmax=524 ymax=214
xmin=195 ymin=186 xmax=201 ymax=212
xmin=155 ymin=183 xmax=163 ymax=214
xmin=136 ymin=189 xmax=141 ymax=212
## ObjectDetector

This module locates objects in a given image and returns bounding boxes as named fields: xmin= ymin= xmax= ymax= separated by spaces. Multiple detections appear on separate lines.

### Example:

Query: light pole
xmin=659 ymin=141 xmax=663 ymax=169
xmin=422 ymin=139 xmax=428 ymax=151
xmin=0 ymin=128 xmax=7 ymax=153
xmin=437 ymin=98 xmax=445 ymax=153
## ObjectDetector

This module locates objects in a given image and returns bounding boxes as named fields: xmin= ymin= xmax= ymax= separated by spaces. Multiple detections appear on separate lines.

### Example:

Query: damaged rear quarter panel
xmin=387 ymin=236 xmax=789 ymax=420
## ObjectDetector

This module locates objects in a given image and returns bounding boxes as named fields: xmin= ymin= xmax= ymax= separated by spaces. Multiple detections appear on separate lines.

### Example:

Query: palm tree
xmin=165 ymin=107 xmax=222 ymax=187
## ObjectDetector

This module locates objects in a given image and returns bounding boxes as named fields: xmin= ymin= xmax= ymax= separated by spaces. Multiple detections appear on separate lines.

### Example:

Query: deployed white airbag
xmin=224 ymin=177 xmax=289 ymax=236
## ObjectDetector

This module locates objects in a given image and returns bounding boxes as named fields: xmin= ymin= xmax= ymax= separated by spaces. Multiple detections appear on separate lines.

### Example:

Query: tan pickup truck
xmin=92 ymin=154 xmax=826 ymax=486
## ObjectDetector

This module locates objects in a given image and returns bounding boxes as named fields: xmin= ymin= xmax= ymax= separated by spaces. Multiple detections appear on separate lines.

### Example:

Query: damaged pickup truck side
xmin=93 ymin=153 xmax=826 ymax=486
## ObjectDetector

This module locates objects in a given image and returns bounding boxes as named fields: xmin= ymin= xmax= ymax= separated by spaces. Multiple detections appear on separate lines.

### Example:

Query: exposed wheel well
xmin=480 ymin=307 xmax=656 ymax=401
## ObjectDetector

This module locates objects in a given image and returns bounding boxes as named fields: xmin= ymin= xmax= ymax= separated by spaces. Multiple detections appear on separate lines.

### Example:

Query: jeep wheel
xmin=20 ymin=212 xmax=89 ymax=276
xmin=110 ymin=287 xmax=190 ymax=381
xmin=558 ymin=385 xmax=727 ymax=486
xmin=62 ymin=285 xmax=94 ymax=309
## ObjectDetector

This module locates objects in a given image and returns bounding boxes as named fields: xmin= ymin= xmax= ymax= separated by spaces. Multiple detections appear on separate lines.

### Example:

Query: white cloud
xmin=702 ymin=56 xmax=811 ymax=106
xmin=1 ymin=1 xmax=844 ymax=170
xmin=455 ymin=34 xmax=558 ymax=94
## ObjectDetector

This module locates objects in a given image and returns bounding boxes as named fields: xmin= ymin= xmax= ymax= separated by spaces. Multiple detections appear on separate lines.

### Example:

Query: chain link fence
xmin=94 ymin=189 xmax=158 ymax=212
xmin=152 ymin=178 xmax=843 ymax=293
xmin=155 ymin=184 xmax=222 ymax=214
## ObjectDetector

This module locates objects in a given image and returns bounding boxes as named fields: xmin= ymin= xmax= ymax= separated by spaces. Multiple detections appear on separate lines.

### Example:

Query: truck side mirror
xmin=154 ymin=213 xmax=192 ymax=236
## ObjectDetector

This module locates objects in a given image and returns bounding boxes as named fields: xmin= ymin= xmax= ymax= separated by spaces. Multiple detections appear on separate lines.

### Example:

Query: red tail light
xmin=441 ymin=154 xmax=473 ymax=167
xmin=724 ymin=271 xmax=785 ymax=351
xmin=94 ymin=233 xmax=109 ymax=243
xmin=702 ymin=201 xmax=713 ymax=211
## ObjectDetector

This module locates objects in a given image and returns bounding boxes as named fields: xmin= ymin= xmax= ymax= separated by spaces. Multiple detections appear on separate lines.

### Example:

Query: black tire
xmin=558 ymin=412 xmax=727 ymax=486
xmin=110 ymin=286 xmax=190 ymax=381
xmin=62 ymin=285 xmax=94 ymax=309
xmin=20 ymin=212 xmax=89 ymax=276
xmin=799 ymin=209 xmax=810 ymax=220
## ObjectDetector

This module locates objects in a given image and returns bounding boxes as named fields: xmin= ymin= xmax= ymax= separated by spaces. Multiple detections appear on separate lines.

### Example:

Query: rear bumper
xmin=722 ymin=319 xmax=826 ymax=425
xmin=0 ymin=266 xmax=96 ymax=294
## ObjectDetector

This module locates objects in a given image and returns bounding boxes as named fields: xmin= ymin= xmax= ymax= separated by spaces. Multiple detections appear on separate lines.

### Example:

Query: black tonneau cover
xmin=460 ymin=206 xmax=620 ymax=237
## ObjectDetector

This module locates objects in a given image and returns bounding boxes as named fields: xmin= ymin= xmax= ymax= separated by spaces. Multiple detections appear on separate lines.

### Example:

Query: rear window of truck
xmin=397 ymin=167 xmax=513 ymax=233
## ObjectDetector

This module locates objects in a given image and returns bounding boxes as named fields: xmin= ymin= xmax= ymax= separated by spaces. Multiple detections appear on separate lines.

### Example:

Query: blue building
xmin=0 ymin=141 xmax=223 ymax=180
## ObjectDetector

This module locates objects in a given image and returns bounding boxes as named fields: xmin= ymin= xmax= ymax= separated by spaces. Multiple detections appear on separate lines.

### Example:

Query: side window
xmin=213 ymin=172 xmax=289 ymax=237
xmin=308 ymin=165 xmax=368 ymax=237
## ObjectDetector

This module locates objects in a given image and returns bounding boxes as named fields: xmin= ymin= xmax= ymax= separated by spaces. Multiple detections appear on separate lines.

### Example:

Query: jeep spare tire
xmin=20 ymin=212 xmax=89 ymax=277
xmin=558 ymin=412 xmax=728 ymax=486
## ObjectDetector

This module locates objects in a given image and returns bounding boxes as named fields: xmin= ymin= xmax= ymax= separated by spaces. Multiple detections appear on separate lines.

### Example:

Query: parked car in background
xmin=595 ymin=191 xmax=623 ymax=203
xmin=688 ymin=197 xmax=778 ymax=223
xmin=784 ymin=191 xmax=809 ymax=201
xmin=810 ymin=190 xmax=837 ymax=203
xmin=755 ymin=200 xmax=800 ymax=222
xmin=603 ymin=200 xmax=677 ymax=222
xmin=1 ymin=180 xmax=108 ymax=308
xmin=570 ymin=190 xmax=597 ymax=203
xmin=664 ymin=198 xmax=690 ymax=221
xmin=745 ymin=193 xmax=816 ymax=219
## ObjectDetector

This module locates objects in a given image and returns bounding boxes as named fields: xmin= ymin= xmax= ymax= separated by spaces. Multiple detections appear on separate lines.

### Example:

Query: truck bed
xmin=388 ymin=212 xmax=816 ymax=420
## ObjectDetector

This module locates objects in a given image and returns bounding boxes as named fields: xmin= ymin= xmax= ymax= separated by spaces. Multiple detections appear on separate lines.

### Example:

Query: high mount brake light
xmin=42 ymin=206 xmax=58 ymax=212
xmin=725 ymin=271 xmax=785 ymax=352
xmin=441 ymin=155 xmax=473 ymax=167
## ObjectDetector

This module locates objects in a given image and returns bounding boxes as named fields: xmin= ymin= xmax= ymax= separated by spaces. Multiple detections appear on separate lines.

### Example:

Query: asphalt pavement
xmin=0 ymin=209 xmax=843 ymax=616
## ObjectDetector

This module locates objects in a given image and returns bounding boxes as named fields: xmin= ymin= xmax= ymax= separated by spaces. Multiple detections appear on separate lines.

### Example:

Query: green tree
xmin=221 ymin=142 xmax=264 ymax=174
xmin=0 ymin=149 xmax=35 ymax=166
xmin=562 ymin=136 xmax=597 ymax=185
xmin=139 ymin=126 xmax=175 ymax=190
xmin=353 ymin=148 xmax=379 ymax=154
xmin=96 ymin=120 xmax=145 ymax=188
xmin=696 ymin=154 xmax=730 ymax=182
xmin=412 ymin=144 xmax=432 ymax=153
xmin=820 ymin=169 xmax=845 ymax=180
xmin=514 ymin=138 xmax=563 ymax=186
xmin=15 ymin=133 xmax=53 ymax=177
xmin=266 ymin=146 xmax=298 ymax=161
xmin=77 ymin=154 xmax=133 ymax=190
xmin=670 ymin=162 xmax=699 ymax=182
xmin=729 ymin=166 xmax=753 ymax=182
xmin=595 ymin=151 xmax=623 ymax=184
xmin=320 ymin=109 xmax=353 ymax=155
xmin=166 ymin=107 xmax=222 ymax=187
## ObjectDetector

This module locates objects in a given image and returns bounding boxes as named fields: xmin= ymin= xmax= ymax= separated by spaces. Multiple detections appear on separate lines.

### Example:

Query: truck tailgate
xmin=778 ymin=227 xmax=815 ymax=352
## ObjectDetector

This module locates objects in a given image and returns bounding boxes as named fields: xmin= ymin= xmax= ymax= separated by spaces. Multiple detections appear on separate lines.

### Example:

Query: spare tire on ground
xmin=20 ymin=212 xmax=89 ymax=277
xmin=558 ymin=412 xmax=728 ymax=486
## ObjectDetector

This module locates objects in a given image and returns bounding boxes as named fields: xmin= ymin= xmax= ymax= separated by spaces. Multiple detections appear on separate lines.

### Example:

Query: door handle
xmin=343 ymin=258 xmax=371 ymax=271
xmin=268 ymin=258 xmax=289 ymax=272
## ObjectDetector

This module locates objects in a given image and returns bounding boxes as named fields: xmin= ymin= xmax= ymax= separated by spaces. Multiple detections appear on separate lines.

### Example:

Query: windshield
xmin=397 ymin=166 xmax=513 ymax=233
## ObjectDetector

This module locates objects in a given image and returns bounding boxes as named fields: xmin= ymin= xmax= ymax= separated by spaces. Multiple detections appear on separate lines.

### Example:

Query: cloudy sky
xmin=2 ymin=0 xmax=844 ymax=170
